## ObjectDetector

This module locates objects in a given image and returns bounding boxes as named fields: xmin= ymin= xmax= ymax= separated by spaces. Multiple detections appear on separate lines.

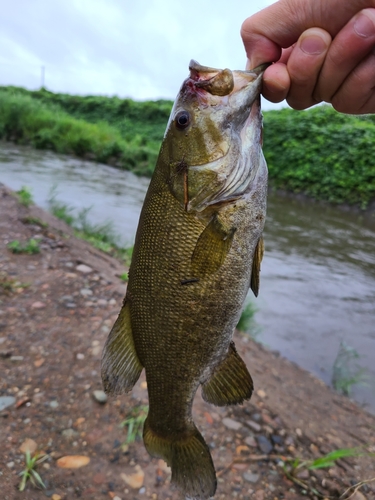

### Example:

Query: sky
xmin=0 ymin=0 xmax=283 ymax=110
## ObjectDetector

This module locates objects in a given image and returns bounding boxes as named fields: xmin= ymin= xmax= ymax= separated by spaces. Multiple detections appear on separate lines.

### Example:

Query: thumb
xmin=241 ymin=0 xmax=374 ymax=67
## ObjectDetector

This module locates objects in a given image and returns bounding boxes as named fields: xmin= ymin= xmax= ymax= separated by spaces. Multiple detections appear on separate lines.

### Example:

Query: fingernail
xmin=354 ymin=14 xmax=375 ymax=38
xmin=300 ymin=35 xmax=327 ymax=55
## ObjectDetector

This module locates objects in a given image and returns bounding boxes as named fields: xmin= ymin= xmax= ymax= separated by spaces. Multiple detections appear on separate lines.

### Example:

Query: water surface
xmin=1 ymin=142 xmax=374 ymax=412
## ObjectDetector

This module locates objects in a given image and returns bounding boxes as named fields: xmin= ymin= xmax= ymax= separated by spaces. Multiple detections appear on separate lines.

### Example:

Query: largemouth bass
xmin=102 ymin=60 xmax=268 ymax=499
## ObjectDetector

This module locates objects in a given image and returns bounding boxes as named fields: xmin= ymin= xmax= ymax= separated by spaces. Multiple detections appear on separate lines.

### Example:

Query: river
xmin=1 ymin=142 xmax=374 ymax=413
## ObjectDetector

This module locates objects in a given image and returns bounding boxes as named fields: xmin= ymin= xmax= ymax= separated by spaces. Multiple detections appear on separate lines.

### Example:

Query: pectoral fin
xmin=191 ymin=215 xmax=235 ymax=277
xmin=201 ymin=342 xmax=253 ymax=406
xmin=250 ymin=236 xmax=264 ymax=297
xmin=101 ymin=300 xmax=143 ymax=395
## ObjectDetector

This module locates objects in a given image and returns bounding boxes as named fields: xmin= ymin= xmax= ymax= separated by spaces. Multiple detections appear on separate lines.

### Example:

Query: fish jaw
xmin=163 ymin=61 xmax=266 ymax=213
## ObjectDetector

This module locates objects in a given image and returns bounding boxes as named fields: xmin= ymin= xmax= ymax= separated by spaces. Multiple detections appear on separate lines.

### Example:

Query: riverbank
xmin=1 ymin=183 xmax=375 ymax=500
xmin=1 ymin=86 xmax=375 ymax=208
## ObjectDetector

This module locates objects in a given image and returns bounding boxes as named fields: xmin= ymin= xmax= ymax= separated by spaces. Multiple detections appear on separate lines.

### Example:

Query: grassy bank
xmin=0 ymin=87 xmax=166 ymax=176
xmin=1 ymin=86 xmax=375 ymax=207
xmin=264 ymin=107 xmax=375 ymax=208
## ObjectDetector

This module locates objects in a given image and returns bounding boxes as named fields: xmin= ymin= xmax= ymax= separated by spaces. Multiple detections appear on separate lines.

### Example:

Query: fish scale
xmin=102 ymin=60 xmax=268 ymax=499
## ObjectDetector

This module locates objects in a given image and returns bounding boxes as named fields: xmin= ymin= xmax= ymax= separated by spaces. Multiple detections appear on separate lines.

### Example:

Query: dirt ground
xmin=0 ymin=182 xmax=374 ymax=500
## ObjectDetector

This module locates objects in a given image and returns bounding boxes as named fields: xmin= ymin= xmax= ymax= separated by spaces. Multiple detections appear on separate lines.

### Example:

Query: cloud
xmin=0 ymin=0 xmax=282 ymax=109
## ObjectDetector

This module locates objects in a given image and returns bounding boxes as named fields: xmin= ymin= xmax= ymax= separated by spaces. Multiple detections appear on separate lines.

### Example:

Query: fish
xmin=101 ymin=60 xmax=268 ymax=499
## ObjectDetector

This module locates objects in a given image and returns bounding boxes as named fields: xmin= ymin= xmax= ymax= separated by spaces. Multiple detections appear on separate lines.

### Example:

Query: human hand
xmin=241 ymin=0 xmax=375 ymax=114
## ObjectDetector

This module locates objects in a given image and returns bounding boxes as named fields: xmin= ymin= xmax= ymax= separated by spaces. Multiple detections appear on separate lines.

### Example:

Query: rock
xmin=91 ymin=345 xmax=101 ymax=356
xmin=243 ymin=472 xmax=260 ymax=483
xmin=19 ymin=438 xmax=38 ymax=454
xmin=80 ymin=288 xmax=93 ymax=296
xmin=34 ymin=358 xmax=45 ymax=367
xmin=92 ymin=390 xmax=108 ymax=404
xmin=97 ymin=299 xmax=108 ymax=306
xmin=246 ymin=420 xmax=261 ymax=432
xmin=57 ymin=455 xmax=90 ymax=468
xmin=351 ymin=492 xmax=367 ymax=500
xmin=52 ymin=495 xmax=62 ymax=500
xmin=121 ymin=465 xmax=145 ymax=489
xmin=76 ymin=353 xmax=85 ymax=360
xmin=61 ymin=428 xmax=79 ymax=439
xmin=0 ymin=396 xmax=16 ymax=411
xmin=256 ymin=389 xmax=266 ymax=398
xmin=244 ymin=436 xmax=257 ymax=447
xmin=271 ymin=434 xmax=283 ymax=446
xmin=76 ymin=264 xmax=93 ymax=274
xmin=10 ymin=355 xmax=24 ymax=361
xmin=253 ymin=489 xmax=265 ymax=500
xmin=322 ymin=478 xmax=341 ymax=495
xmin=256 ymin=435 xmax=273 ymax=454
xmin=6 ymin=461 xmax=15 ymax=468
xmin=295 ymin=469 xmax=309 ymax=480
xmin=222 ymin=417 xmax=242 ymax=431
xmin=49 ymin=400 xmax=59 ymax=408
xmin=31 ymin=301 xmax=45 ymax=309
xmin=93 ymin=472 xmax=106 ymax=484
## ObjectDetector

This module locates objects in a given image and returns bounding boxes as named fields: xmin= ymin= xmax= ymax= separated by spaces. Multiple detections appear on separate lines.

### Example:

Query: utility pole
xmin=41 ymin=66 xmax=45 ymax=88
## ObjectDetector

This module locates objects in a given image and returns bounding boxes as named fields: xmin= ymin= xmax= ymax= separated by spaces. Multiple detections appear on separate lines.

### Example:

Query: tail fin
xmin=143 ymin=418 xmax=216 ymax=499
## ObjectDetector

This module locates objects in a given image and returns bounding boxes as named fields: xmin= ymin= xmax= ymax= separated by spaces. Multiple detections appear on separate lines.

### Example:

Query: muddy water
xmin=1 ymin=142 xmax=374 ymax=412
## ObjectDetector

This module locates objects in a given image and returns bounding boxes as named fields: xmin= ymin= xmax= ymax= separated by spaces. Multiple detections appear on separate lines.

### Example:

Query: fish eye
xmin=175 ymin=111 xmax=190 ymax=130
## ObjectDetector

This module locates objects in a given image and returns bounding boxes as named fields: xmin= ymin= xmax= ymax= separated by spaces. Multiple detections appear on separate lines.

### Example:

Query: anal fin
xmin=101 ymin=299 xmax=143 ymax=395
xmin=201 ymin=342 xmax=253 ymax=406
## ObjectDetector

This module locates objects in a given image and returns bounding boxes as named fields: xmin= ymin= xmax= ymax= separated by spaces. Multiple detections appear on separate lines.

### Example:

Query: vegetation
xmin=264 ymin=106 xmax=375 ymax=208
xmin=282 ymin=447 xmax=375 ymax=498
xmin=236 ymin=300 xmax=261 ymax=340
xmin=7 ymin=238 xmax=40 ymax=254
xmin=0 ymin=87 xmax=166 ymax=176
xmin=1 ymin=85 xmax=375 ymax=207
xmin=0 ymin=271 xmax=29 ymax=294
xmin=47 ymin=194 xmax=133 ymax=263
xmin=120 ymin=405 xmax=148 ymax=444
xmin=332 ymin=341 xmax=369 ymax=396
xmin=18 ymin=451 xmax=47 ymax=491
xmin=15 ymin=186 xmax=33 ymax=207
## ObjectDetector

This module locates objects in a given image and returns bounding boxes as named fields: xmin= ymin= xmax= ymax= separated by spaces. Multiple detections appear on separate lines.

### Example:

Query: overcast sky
xmin=0 ymin=0 xmax=283 ymax=109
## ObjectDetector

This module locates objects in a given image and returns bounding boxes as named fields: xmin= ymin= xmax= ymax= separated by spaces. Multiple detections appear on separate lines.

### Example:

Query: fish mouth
xmin=188 ymin=59 xmax=268 ymax=98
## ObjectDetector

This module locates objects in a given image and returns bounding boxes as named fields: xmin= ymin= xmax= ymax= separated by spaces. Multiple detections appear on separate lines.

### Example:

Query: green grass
xmin=236 ymin=300 xmax=261 ymax=340
xmin=0 ymin=87 xmax=165 ymax=177
xmin=7 ymin=238 xmax=40 ymax=254
xmin=47 ymin=194 xmax=133 ymax=264
xmin=21 ymin=216 xmax=48 ymax=228
xmin=120 ymin=405 xmax=148 ymax=444
xmin=15 ymin=186 xmax=33 ymax=207
xmin=18 ymin=451 xmax=48 ymax=491
xmin=0 ymin=272 xmax=29 ymax=294
xmin=282 ymin=447 xmax=375 ymax=497
xmin=332 ymin=341 xmax=369 ymax=396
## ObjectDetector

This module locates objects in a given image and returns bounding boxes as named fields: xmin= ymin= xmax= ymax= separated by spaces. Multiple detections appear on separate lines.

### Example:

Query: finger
xmin=315 ymin=8 xmax=375 ymax=103
xmin=331 ymin=49 xmax=375 ymax=113
xmin=286 ymin=28 xmax=332 ymax=109
xmin=241 ymin=0 xmax=374 ymax=67
xmin=261 ymin=63 xmax=291 ymax=103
